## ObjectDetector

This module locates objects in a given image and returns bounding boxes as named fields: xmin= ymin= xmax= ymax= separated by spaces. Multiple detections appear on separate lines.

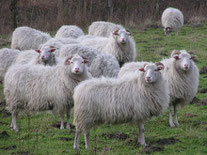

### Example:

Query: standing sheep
xmin=57 ymin=44 xmax=120 ymax=77
xmin=161 ymin=50 xmax=199 ymax=127
xmin=161 ymin=7 xmax=184 ymax=36
xmin=11 ymin=26 xmax=52 ymax=50
xmin=73 ymin=62 xmax=169 ymax=149
xmin=88 ymin=21 xmax=124 ymax=37
xmin=55 ymin=25 xmax=84 ymax=39
xmin=79 ymin=28 xmax=136 ymax=66
xmin=5 ymin=54 xmax=91 ymax=132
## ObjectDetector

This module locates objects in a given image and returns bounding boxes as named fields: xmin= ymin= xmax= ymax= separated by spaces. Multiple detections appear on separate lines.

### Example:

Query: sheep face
xmin=113 ymin=29 xmax=131 ymax=45
xmin=65 ymin=55 xmax=88 ymax=75
xmin=36 ymin=46 xmax=56 ymax=63
xmin=139 ymin=63 xmax=164 ymax=83
xmin=171 ymin=50 xmax=196 ymax=71
xmin=164 ymin=27 xmax=172 ymax=36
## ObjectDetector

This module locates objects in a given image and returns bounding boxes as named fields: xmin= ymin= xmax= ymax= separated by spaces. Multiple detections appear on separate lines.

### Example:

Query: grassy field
xmin=0 ymin=24 xmax=207 ymax=155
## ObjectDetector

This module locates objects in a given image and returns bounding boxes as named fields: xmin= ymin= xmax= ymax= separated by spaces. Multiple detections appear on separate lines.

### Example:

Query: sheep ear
xmin=82 ymin=56 xmax=88 ymax=64
xmin=65 ymin=56 xmax=72 ymax=65
xmin=50 ymin=48 xmax=56 ymax=52
xmin=35 ymin=49 xmax=41 ymax=53
xmin=113 ymin=30 xmax=119 ymax=35
xmin=139 ymin=68 xmax=145 ymax=72
xmin=189 ymin=51 xmax=195 ymax=55
xmin=156 ymin=62 xmax=164 ymax=71
xmin=50 ymin=46 xmax=55 ymax=48
xmin=191 ymin=55 xmax=197 ymax=61
xmin=126 ymin=29 xmax=131 ymax=36
xmin=171 ymin=50 xmax=181 ymax=57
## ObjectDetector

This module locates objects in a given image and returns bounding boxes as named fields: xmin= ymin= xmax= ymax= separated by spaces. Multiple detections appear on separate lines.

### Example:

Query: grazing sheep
xmin=5 ymin=54 xmax=91 ymax=132
xmin=57 ymin=44 xmax=120 ymax=77
xmin=11 ymin=26 xmax=51 ymax=50
xmin=161 ymin=7 xmax=184 ymax=36
xmin=88 ymin=21 xmax=124 ymax=37
xmin=79 ymin=28 xmax=136 ymax=66
xmin=55 ymin=25 xmax=84 ymax=39
xmin=161 ymin=50 xmax=199 ymax=127
xmin=73 ymin=62 xmax=169 ymax=149
xmin=0 ymin=48 xmax=20 ymax=82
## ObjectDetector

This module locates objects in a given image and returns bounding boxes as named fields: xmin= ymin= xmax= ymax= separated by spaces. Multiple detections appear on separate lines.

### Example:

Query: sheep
xmin=161 ymin=7 xmax=184 ymax=36
xmin=55 ymin=25 xmax=84 ymax=39
xmin=79 ymin=28 xmax=136 ymax=67
xmin=161 ymin=50 xmax=199 ymax=127
xmin=88 ymin=21 xmax=124 ymax=37
xmin=56 ymin=44 xmax=120 ymax=78
xmin=4 ymin=54 xmax=91 ymax=132
xmin=0 ymin=48 xmax=20 ymax=82
xmin=11 ymin=26 xmax=52 ymax=50
xmin=73 ymin=62 xmax=169 ymax=149
xmin=0 ymin=46 xmax=57 ymax=83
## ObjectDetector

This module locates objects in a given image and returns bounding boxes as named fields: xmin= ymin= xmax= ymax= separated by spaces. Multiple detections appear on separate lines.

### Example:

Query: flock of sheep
xmin=0 ymin=7 xmax=199 ymax=149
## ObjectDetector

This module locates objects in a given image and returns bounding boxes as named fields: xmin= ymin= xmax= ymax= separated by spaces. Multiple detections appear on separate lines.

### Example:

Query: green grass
xmin=1 ymin=24 xmax=207 ymax=154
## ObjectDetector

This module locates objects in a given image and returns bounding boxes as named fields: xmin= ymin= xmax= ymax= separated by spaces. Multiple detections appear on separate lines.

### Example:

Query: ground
xmin=0 ymin=24 xmax=207 ymax=154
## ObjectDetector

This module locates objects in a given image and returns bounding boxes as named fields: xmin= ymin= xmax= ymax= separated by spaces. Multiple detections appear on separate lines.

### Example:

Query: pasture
xmin=0 ymin=24 xmax=207 ymax=154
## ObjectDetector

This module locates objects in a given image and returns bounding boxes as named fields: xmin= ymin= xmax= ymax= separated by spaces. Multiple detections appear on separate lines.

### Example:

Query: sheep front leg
xmin=169 ymin=104 xmax=175 ymax=127
xmin=66 ymin=109 xmax=70 ymax=130
xmin=74 ymin=130 xmax=81 ymax=150
xmin=85 ymin=131 xmax=90 ymax=149
xmin=12 ymin=111 xmax=19 ymax=132
xmin=174 ymin=104 xmax=179 ymax=127
xmin=138 ymin=121 xmax=147 ymax=146
xmin=60 ymin=113 xmax=64 ymax=129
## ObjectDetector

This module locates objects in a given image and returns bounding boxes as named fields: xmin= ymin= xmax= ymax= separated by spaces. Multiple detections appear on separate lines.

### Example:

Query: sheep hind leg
xmin=74 ymin=130 xmax=81 ymax=150
xmin=138 ymin=121 xmax=147 ymax=146
xmin=66 ymin=109 xmax=70 ymax=130
xmin=85 ymin=130 xmax=90 ymax=149
xmin=174 ymin=104 xmax=179 ymax=127
xmin=60 ymin=112 xmax=64 ymax=129
xmin=169 ymin=104 xmax=175 ymax=127
xmin=12 ymin=111 xmax=19 ymax=132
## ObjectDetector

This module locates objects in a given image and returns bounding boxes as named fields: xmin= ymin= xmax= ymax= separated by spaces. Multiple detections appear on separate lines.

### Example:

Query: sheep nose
xmin=75 ymin=68 xmax=79 ymax=73
xmin=184 ymin=64 xmax=189 ymax=69
xmin=121 ymin=38 xmax=126 ymax=43
xmin=146 ymin=77 xmax=151 ymax=82
xmin=41 ymin=56 xmax=45 ymax=60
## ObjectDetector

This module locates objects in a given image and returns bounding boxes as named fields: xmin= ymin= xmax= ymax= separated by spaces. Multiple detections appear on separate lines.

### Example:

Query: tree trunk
xmin=108 ymin=0 xmax=113 ymax=19
xmin=62 ymin=0 xmax=69 ymax=23
xmin=10 ymin=0 xmax=19 ymax=29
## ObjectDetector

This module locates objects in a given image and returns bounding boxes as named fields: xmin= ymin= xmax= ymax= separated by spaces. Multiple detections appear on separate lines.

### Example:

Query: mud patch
xmin=160 ymin=52 xmax=168 ymax=56
xmin=190 ymin=97 xmax=200 ymax=104
xmin=11 ymin=151 xmax=29 ymax=155
xmin=198 ymin=88 xmax=207 ymax=93
xmin=0 ymin=131 xmax=9 ymax=138
xmin=196 ymin=99 xmax=207 ymax=106
xmin=101 ymin=132 xmax=129 ymax=141
xmin=1 ymin=145 xmax=16 ymax=150
xmin=144 ymin=145 xmax=164 ymax=154
xmin=155 ymin=137 xmax=180 ymax=146
xmin=0 ymin=109 xmax=11 ymax=117
xmin=59 ymin=137 xmax=73 ymax=141
xmin=200 ymin=66 xmax=207 ymax=74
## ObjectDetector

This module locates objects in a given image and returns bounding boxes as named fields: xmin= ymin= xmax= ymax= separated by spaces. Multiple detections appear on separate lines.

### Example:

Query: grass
xmin=1 ymin=24 xmax=207 ymax=154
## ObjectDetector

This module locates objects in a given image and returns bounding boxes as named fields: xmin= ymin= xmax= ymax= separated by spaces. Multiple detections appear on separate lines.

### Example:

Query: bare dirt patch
xmin=11 ymin=151 xmax=29 ymax=155
xmin=101 ymin=132 xmax=129 ymax=141
xmin=144 ymin=145 xmax=164 ymax=154
xmin=196 ymin=99 xmax=207 ymax=106
xmin=190 ymin=97 xmax=200 ymax=104
xmin=59 ymin=137 xmax=73 ymax=141
xmin=198 ymin=88 xmax=207 ymax=93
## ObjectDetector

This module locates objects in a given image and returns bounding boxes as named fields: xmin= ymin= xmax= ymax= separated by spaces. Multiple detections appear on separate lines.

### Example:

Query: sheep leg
xmin=66 ymin=109 xmax=70 ymax=130
xmin=85 ymin=131 xmax=90 ymax=149
xmin=60 ymin=113 xmax=64 ymax=129
xmin=138 ymin=121 xmax=147 ymax=146
xmin=74 ymin=130 xmax=81 ymax=150
xmin=12 ymin=111 xmax=19 ymax=132
xmin=174 ymin=104 xmax=179 ymax=127
xmin=169 ymin=104 xmax=175 ymax=127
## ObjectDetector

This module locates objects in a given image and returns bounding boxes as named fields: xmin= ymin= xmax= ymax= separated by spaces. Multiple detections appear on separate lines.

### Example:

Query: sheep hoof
xmin=169 ymin=121 xmax=175 ymax=128
xmin=174 ymin=122 xmax=179 ymax=127
xmin=74 ymin=145 xmax=80 ymax=150
xmin=60 ymin=126 xmax=64 ymax=130
xmin=14 ymin=127 xmax=19 ymax=132
xmin=66 ymin=125 xmax=70 ymax=130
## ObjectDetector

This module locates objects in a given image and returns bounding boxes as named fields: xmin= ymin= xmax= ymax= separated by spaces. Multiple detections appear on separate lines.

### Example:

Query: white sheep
xmin=5 ymin=54 xmax=91 ymax=132
xmin=55 ymin=25 xmax=84 ymax=39
xmin=57 ymin=44 xmax=120 ymax=77
xmin=11 ymin=26 xmax=52 ymax=50
xmin=73 ymin=62 xmax=169 ymax=149
xmin=161 ymin=7 xmax=184 ymax=36
xmin=0 ymin=47 xmax=57 ymax=83
xmin=88 ymin=21 xmax=124 ymax=37
xmin=79 ymin=28 xmax=136 ymax=66
xmin=161 ymin=50 xmax=199 ymax=127
xmin=0 ymin=48 xmax=20 ymax=82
